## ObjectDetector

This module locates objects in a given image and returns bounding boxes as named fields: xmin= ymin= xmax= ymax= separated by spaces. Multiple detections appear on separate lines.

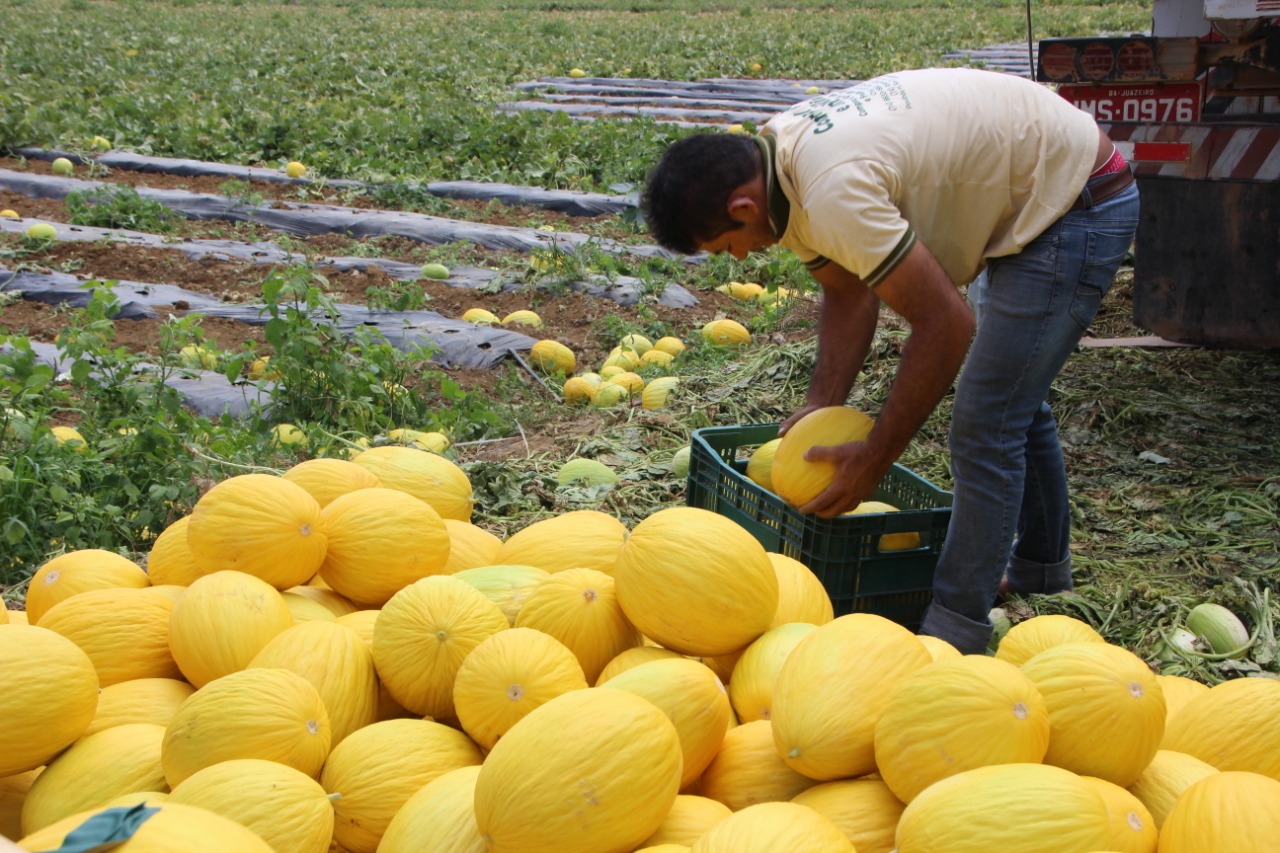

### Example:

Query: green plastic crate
xmin=686 ymin=423 xmax=953 ymax=630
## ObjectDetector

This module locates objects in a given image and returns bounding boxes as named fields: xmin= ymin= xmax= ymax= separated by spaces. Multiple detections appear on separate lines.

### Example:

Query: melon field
xmin=2 ymin=0 xmax=1280 ymax=849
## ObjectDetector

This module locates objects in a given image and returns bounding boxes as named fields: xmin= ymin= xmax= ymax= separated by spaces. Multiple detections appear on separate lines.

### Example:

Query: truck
xmin=1036 ymin=0 xmax=1279 ymax=348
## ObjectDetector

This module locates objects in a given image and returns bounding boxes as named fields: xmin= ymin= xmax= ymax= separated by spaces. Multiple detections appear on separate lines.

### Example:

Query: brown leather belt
xmin=1069 ymin=164 xmax=1135 ymax=212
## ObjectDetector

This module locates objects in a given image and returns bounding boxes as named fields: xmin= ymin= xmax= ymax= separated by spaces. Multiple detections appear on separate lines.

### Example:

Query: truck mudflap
xmin=1098 ymin=122 xmax=1280 ymax=348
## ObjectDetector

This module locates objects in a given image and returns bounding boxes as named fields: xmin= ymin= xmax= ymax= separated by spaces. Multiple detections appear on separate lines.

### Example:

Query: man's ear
xmin=725 ymin=190 xmax=763 ymax=224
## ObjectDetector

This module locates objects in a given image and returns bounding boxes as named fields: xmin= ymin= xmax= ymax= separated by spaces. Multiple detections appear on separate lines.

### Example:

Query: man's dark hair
xmin=640 ymin=133 xmax=761 ymax=255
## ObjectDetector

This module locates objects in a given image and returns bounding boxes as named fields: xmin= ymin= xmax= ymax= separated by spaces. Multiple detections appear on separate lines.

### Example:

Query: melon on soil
xmin=474 ymin=687 xmax=682 ymax=853
xmin=614 ymin=506 xmax=778 ymax=656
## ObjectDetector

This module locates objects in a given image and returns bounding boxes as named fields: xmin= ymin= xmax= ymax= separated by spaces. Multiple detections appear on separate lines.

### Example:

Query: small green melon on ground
xmin=671 ymin=446 xmax=692 ymax=479
xmin=557 ymin=458 xmax=620 ymax=488
xmin=420 ymin=263 xmax=451 ymax=280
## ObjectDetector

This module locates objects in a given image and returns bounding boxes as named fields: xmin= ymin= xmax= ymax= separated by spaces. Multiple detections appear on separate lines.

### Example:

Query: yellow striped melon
xmin=1158 ymin=771 xmax=1280 ymax=852
xmin=728 ymin=622 xmax=818 ymax=724
xmin=39 ymin=588 xmax=182 ymax=686
xmin=771 ymin=407 xmax=874 ymax=509
xmin=874 ymin=655 xmax=1051 ymax=803
xmin=771 ymin=613 xmax=931 ymax=781
xmin=916 ymin=633 xmax=963 ymax=661
xmin=639 ymin=795 xmax=732 ymax=847
xmin=281 ymin=457 xmax=381 ymax=509
xmin=21 ymin=723 xmax=167 ymax=834
xmin=24 ymin=549 xmax=149 ymax=624
xmin=167 ymin=570 xmax=295 ymax=688
xmin=378 ymin=765 xmax=486 ymax=853
xmin=321 ymin=718 xmax=484 ymax=853
xmin=642 ymin=376 xmax=680 ymax=410
xmin=317 ymin=487 xmax=451 ymax=607
xmin=372 ymin=575 xmax=509 ymax=720
xmin=791 ymin=777 xmax=905 ymax=853
xmin=595 ymin=645 xmax=684 ymax=686
xmin=474 ymin=687 xmax=682 ymax=853
xmin=145 ymin=517 xmax=204 ymax=586
xmin=452 ymin=627 xmax=588 ymax=751
xmin=248 ymin=620 xmax=378 ymax=746
xmin=745 ymin=438 xmax=781 ymax=492
xmin=654 ymin=336 xmax=686 ymax=356
xmin=530 ymin=339 xmax=576 ymax=375
xmin=1162 ymin=676 xmax=1280 ymax=780
xmin=494 ymin=509 xmax=628 ymax=576
xmin=161 ymin=667 xmax=331 ymax=787
xmin=994 ymin=613 xmax=1105 ymax=666
xmin=168 ymin=758 xmax=334 ymax=853
xmin=83 ymin=678 xmax=195 ymax=737
xmin=442 ymin=520 xmax=503 ymax=573
xmin=620 ymin=333 xmax=655 ymax=353
xmin=766 ymin=553 xmax=833 ymax=629
xmin=1126 ymin=750 xmax=1218 ymax=829
xmin=0 ymin=769 xmax=41 ymax=841
xmin=690 ymin=801 xmax=853 ymax=852
xmin=462 ymin=307 xmax=500 ymax=325
xmin=351 ymin=445 xmax=474 ymax=522
xmin=515 ymin=568 xmax=642 ymax=684
xmin=600 ymin=657 xmax=732 ymax=790
xmin=282 ymin=584 xmax=359 ymax=617
xmin=1021 ymin=641 xmax=1165 ymax=787
xmin=615 ymin=507 xmax=778 ymax=656
xmin=1082 ymin=775 xmax=1158 ymax=853
xmin=0 ymin=625 xmax=99 ymax=776
xmin=1155 ymin=674 xmax=1209 ymax=731
xmin=696 ymin=720 xmax=818 ymax=810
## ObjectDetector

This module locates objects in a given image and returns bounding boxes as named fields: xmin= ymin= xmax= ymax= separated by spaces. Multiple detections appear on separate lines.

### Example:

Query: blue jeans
xmin=919 ymin=181 xmax=1139 ymax=654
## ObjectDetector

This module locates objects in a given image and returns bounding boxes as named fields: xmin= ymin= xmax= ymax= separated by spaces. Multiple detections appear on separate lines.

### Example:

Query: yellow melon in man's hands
xmin=772 ymin=407 xmax=874 ymax=508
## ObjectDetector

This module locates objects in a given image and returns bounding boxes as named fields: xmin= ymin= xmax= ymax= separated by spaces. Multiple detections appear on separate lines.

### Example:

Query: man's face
xmin=697 ymin=218 xmax=777 ymax=260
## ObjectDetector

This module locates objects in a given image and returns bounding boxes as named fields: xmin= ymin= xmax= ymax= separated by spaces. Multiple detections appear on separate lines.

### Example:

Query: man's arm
xmin=799 ymin=239 xmax=975 ymax=518
xmin=778 ymin=262 xmax=881 ymax=435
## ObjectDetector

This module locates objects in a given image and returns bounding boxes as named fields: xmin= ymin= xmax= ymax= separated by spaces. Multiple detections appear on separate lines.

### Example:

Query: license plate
xmin=1056 ymin=82 xmax=1202 ymax=123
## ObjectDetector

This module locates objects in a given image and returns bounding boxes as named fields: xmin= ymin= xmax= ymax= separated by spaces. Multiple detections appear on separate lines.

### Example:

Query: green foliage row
xmin=1 ymin=1 xmax=1147 ymax=192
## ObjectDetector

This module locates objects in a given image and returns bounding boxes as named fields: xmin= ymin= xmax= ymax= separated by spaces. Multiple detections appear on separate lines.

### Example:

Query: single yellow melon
xmin=771 ymin=407 xmax=874 ymax=509
xmin=916 ymin=633 xmax=963 ymax=661
xmin=595 ymin=645 xmax=685 ymax=686
xmin=186 ymin=473 xmax=327 ymax=590
xmin=39 ymin=588 xmax=182 ymax=686
xmin=281 ymin=457 xmax=381 ymax=509
xmin=745 ymin=438 xmax=782 ymax=492
xmin=1155 ymin=674 xmax=1209 ymax=732
xmin=1081 ymin=775 xmax=1158 ymax=853
xmin=502 ymin=309 xmax=543 ymax=328
xmin=845 ymin=500 xmax=921 ymax=550
xmin=639 ymin=348 xmax=675 ymax=368
xmin=0 ymin=768 xmax=41 ymax=841
xmin=896 ymin=763 xmax=1112 ymax=852
xmin=351 ymin=445 xmax=474 ymax=521
xmin=451 ymin=564 xmax=550 ymax=626
xmin=145 ymin=517 xmax=204 ymax=586
xmin=654 ymin=336 xmax=686 ymax=356
xmin=495 ymin=509 xmax=628 ymax=576
xmin=378 ymin=765 xmax=486 ymax=853
xmin=1162 ymin=676 xmax=1280 ymax=780
xmin=248 ymin=620 xmax=378 ymax=746
xmin=771 ymin=613 xmax=931 ymax=781
xmin=530 ymin=339 xmax=576 ymax=375
xmin=453 ymin=626 xmax=588 ymax=751
xmin=690 ymin=801 xmax=854 ymax=852
xmin=20 ymin=723 xmax=167 ymax=835
xmin=874 ymin=655 xmax=1051 ymax=803
xmin=1021 ymin=641 xmax=1166 ymax=787
xmin=994 ymin=613 xmax=1105 ymax=666
xmin=474 ymin=687 xmax=682 ymax=853
xmin=639 ymin=795 xmax=732 ymax=848
xmin=515 ymin=568 xmax=642 ymax=685
xmin=642 ymin=376 xmax=680 ymax=410
xmin=282 ymin=585 xmax=359 ymax=618
xmin=704 ymin=318 xmax=752 ymax=345
xmin=83 ymin=678 xmax=195 ymax=737
xmin=697 ymin=720 xmax=818 ymax=810
xmin=728 ymin=622 xmax=819 ymax=724
xmin=563 ymin=375 xmax=599 ymax=404
xmin=167 ymin=570 xmax=295 ymax=688
xmin=317 ymin=487 xmax=451 ymax=607
xmin=24 ymin=548 xmax=149 ymax=624
xmin=1158 ymin=771 xmax=1280 ymax=852
xmin=0 ymin=625 xmax=99 ymax=776
xmin=600 ymin=658 xmax=732 ymax=790
xmin=462 ymin=308 xmax=500 ymax=325
xmin=766 ymin=553 xmax=833 ymax=629
xmin=615 ymin=506 xmax=778 ymax=656
xmin=791 ymin=777 xmax=905 ymax=853
xmin=442 ymin=520 xmax=504 ymax=573
xmin=1126 ymin=749 xmax=1219 ymax=829
xmin=619 ymin=333 xmax=655 ymax=353
xmin=168 ymin=758 xmax=334 ymax=853
xmin=19 ymin=801 xmax=274 ymax=852
xmin=321 ymin=718 xmax=484 ymax=853
xmin=161 ymin=667 xmax=331 ymax=787
xmin=372 ymin=575 xmax=509 ymax=720
xmin=281 ymin=591 xmax=337 ymax=623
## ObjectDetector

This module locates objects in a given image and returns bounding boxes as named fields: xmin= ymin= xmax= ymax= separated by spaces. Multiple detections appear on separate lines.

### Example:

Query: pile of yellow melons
xmin=3 ymin=445 xmax=1279 ymax=852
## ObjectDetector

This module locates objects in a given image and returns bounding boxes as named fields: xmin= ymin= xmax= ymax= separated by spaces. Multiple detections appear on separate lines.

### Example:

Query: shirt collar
xmin=755 ymin=133 xmax=790 ymax=239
